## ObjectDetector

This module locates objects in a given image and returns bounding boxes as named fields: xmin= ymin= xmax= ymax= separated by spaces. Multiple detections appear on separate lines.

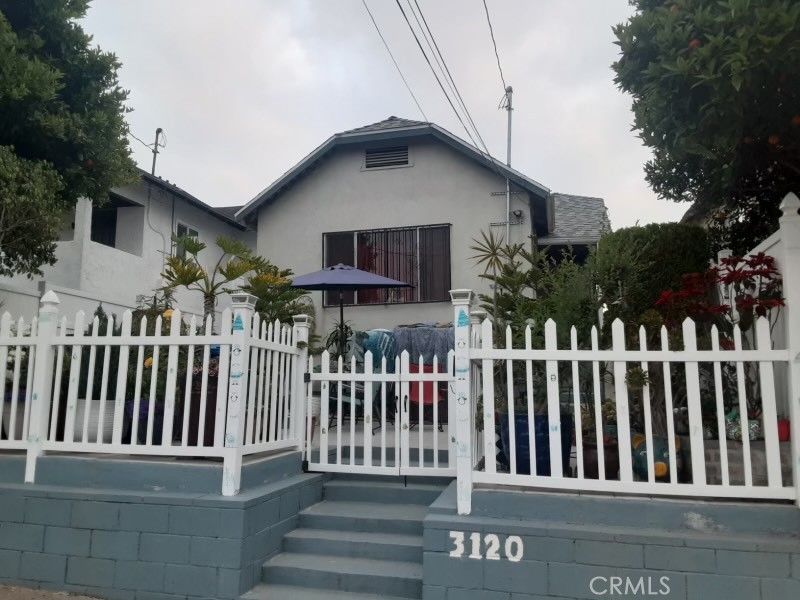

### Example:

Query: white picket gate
xmin=304 ymin=349 xmax=457 ymax=477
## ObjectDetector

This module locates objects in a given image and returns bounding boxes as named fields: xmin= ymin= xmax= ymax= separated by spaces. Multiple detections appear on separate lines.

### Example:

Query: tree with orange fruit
xmin=613 ymin=0 xmax=800 ymax=254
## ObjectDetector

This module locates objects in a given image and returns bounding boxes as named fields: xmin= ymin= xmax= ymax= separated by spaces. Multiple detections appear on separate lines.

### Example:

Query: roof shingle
xmin=539 ymin=193 xmax=611 ymax=244
xmin=340 ymin=116 xmax=428 ymax=135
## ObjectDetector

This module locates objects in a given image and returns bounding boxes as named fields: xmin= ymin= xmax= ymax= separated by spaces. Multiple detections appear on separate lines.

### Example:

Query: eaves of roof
xmin=236 ymin=121 xmax=551 ymax=221
xmin=137 ymin=170 xmax=248 ymax=231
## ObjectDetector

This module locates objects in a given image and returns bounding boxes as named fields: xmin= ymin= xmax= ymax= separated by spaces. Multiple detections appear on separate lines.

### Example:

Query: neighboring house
xmin=0 ymin=169 xmax=256 ymax=323
xmin=237 ymin=116 xmax=610 ymax=332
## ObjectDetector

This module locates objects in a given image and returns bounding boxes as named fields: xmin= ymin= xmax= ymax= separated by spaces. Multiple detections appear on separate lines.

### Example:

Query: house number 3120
xmin=449 ymin=531 xmax=524 ymax=562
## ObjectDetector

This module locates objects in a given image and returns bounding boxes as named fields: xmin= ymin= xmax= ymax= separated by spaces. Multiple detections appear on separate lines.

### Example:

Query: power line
xmin=396 ymin=0 xmax=507 ymax=184
xmin=393 ymin=0 xmax=488 ymax=157
xmin=482 ymin=0 xmax=507 ymax=91
xmin=129 ymin=131 xmax=153 ymax=149
xmin=409 ymin=0 xmax=491 ymax=157
xmin=362 ymin=0 xmax=428 ymax=121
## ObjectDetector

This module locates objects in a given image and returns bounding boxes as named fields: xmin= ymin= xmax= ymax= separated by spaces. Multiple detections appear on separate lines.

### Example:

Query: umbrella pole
xmin=338 ymin=291 xmax=345 ymax=357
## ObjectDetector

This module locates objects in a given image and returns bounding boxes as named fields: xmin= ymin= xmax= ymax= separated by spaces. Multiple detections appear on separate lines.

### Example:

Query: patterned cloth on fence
xmin=347 ymin=330 xmax=397 ymax=373
xmin=391 ymin=325 xmax=453 ymax=365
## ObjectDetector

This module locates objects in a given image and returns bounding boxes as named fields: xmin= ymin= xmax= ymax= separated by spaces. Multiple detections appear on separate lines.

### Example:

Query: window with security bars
xmin=322 ymin=225 xmax=451 ymax=306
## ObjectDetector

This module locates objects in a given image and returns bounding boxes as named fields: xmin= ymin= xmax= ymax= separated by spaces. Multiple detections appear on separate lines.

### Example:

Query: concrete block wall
xmin=423 ymin=486 xmax=800 ymax=600
xmin=0 ymin=473 xmax=323 ymax=600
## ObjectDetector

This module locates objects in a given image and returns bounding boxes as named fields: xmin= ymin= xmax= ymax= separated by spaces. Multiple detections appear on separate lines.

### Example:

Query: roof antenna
xmin=151 ymin=127 xmax=165 ymax=175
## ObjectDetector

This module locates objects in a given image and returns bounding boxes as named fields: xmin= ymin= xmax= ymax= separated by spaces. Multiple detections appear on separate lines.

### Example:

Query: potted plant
xmin=494 ymin=393 xmax=573 ymax=477
xmin=581 ymin=400 xmax=620 ymax=480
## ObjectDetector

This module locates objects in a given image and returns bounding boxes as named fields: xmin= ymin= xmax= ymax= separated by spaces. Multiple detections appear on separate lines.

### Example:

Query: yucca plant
xmin=161 ymin=235 xmax=267 ymax=330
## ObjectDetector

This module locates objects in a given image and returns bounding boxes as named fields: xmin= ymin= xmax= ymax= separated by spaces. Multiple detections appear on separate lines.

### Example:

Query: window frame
xmin=321 ymin=223 xmax=451 ymax=308
xmin=174 ymin=221 xmax=200 ymax=259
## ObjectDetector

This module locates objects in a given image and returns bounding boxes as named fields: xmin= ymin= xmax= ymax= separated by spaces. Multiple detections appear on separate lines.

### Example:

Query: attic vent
xmin=365 ymin=146 xmax=409 ymax=169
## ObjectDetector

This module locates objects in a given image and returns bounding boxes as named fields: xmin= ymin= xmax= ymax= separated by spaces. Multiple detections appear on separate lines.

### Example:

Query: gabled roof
xmin=133 ymin=170 xmax=248 ymax=231
xmin=236 ymin=116 xmax=551 ymax=220
xmin=538 ymin=193 xmax=611 ymax=244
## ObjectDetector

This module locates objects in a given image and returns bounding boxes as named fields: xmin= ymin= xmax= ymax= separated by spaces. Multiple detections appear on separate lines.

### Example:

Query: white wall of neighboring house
xmin=254 ymin=138 xmax=533 ymax=334
xmin=0 ymin=177 xmax=256 ymax=328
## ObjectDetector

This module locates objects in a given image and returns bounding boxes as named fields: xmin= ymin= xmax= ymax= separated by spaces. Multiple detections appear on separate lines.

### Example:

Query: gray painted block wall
xmin=0 ymin=459 xmax=323 ymax=600
xmin=423 ymin=485 xmax=800 ymax=600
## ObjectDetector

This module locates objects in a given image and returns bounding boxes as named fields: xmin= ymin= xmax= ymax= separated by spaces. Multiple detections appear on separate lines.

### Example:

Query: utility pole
xmin=151 ymin=127 xmax=163 ymax=175
xmin=503 ymin=86 xmax=513 ymax=242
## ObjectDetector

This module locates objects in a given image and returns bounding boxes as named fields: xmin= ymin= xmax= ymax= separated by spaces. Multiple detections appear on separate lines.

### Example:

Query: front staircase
xmin=243 ymin=474 xmax=449 ymax=600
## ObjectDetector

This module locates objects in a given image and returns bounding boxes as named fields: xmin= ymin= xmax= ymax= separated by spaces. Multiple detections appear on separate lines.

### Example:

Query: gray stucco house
xmin=237 ymin=116 xmax=610 ymax=332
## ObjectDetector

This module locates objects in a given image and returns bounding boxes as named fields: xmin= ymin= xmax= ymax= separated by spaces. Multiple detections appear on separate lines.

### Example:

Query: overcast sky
xmin=81 ymin=0 xmax=687 ymax=228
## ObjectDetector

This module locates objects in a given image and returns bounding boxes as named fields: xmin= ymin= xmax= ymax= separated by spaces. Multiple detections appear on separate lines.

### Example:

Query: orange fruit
xmin=791 ymin=115 xmax=800 ymax=126
xmin=689 ymin=39 xmax=701 ymax=49
xmin=768 ymin=135 xmax=780 ymax=145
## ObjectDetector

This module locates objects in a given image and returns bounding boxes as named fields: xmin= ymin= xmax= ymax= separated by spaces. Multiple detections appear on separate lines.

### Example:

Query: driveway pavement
xmin=0 ymin=587 xmax=97 ymax=600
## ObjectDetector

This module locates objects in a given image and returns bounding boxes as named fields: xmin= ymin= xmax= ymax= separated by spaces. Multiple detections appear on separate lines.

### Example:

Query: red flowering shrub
xmin=655 ymin=253 xmax=784 ymax=335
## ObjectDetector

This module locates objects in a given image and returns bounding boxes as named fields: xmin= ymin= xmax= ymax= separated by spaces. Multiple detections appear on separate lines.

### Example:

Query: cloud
xmin=81 ymin=0 xmax=688 ymax=228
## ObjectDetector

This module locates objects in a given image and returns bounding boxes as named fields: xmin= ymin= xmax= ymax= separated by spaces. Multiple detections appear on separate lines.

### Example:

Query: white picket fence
xmin=0 ymin=291 xmax=308 ymax=496
xmin=470 ymin=316 xmax=793 ymax=500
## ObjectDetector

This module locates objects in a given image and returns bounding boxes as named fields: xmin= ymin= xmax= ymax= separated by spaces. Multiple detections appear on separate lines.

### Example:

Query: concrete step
xmin=242 ymin=584 xmax=409 ymax=600
xmin=283 ymin=528 xmax=423 ymax=562
xmin=262 ymin=552 xmax=422 ymax=598
xmin=331 ymin=472 xmax=454 ymax=487
xmin=324 ymin=478 xmax=446 ymax=505
xmin=299 ymin=501 xmax=427 ymax=535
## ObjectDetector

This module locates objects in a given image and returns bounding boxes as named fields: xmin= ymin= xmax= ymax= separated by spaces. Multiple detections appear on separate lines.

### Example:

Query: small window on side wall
xmin=174 ymin=222 xmax=199 ymax=259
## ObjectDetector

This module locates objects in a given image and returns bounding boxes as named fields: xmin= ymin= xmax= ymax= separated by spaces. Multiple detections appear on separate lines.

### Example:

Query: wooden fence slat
xmin=525 ymin=325 xmax=537 ymax=476
xmin=21 ymin=318 xmax=37 ymax=443
xmin=48 ymin=317 xmax=68 ymax=443
xmin=418 ymin=354 xmax=424 ymax=468
xmin=64 ymin=311 xmax=86 ymax=444
xmin=755 ymin=317 xmax=782 ymax=487
xmin=319 ymin=351 xmax=330 ymax=465
xmin=639 ymin=326 xmax=655 ymax=484
xmin=0 ymin=313 xmax=12 ymax=439
xmin=145 ymin=317 xmax=162 ymax=446
xmin=612 ymin=318 xmax=633 ymax=482
xmin=130 ymin=317 xmax=146 ymax=446
xmin=364 ymin=351 xmax=373 ymax=468
xmin=505 ymin=326 xmax=516 ymax=475
xmin=571 ymin=327 xmax=584 ymax=480
xmin=481 ymin=320 xmax=496 ymax=474
xmin=682 ymin=318 xmax=706 ymax=486
xmin=81 ymin=316 xmax=100 ymax=443
xmin=181 ymin=315 xmax=197 ymax=447
xmin=591 ymin=326 xmax=605 ymax=480
xmin=96 ymin=315 xmax=114 ymax=444
xmin=161 ymin=310 xmax=181 ymax=447
xmin=660 ymin=327 xmax=678 ymax=484
xmin=112 ymin=312 xmax=132 ymax=445
xmin=214 ymin=309 xmax=232 ymax=448
xmin=197 ymin=316 xmax=212 ymax=447
xmin=711 ymin=326 xmax=730 ymax=486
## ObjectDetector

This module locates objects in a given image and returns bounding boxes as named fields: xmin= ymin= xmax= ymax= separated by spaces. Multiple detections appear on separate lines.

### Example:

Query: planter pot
xmin=778 ymin=419 xmax=791 ymax=442
xmin=499 ymin=413 xmax=573 ymax=476
xmin=582 ymin=438 xmax=620 ymax=480
xmin=123 ymin=399 xmax=165 ymax=445
xmin=1 ymin=390 xmax=27 ymax=440
xmin=187 ymin=378 xmax=219 ymax=447
xmin=72 ymin=399 xmax=116 ymax=443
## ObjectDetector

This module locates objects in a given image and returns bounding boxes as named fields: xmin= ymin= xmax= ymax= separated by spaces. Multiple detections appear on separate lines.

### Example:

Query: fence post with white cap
xmin=25 ymin=290 xmax=59 ymax=483
xmin=450 ymin=289 xmax=474 ymax=515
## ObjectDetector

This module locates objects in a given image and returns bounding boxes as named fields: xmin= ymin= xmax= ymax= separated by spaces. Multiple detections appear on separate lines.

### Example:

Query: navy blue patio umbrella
xmin=290 ymin=264 xmax=411 ymax=354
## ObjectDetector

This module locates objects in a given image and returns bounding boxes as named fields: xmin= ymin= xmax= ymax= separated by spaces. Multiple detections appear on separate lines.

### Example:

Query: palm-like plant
xmin=161 ymin=235 xmax=266 ymax=330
